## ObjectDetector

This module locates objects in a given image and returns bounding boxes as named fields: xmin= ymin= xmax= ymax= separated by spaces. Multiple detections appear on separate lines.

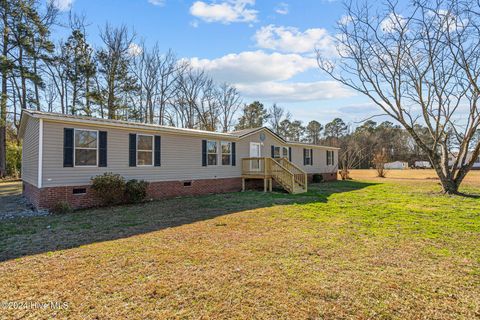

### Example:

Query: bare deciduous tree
xmin=96 ymin=24 xmax=137 ymax=120
xmin=372 ymin=150 xmax=388 ymax=178
xmin=217 ymin=83 xmax=242 ymax=132
xmin=318 ymin=0 xmax=480 ymax=194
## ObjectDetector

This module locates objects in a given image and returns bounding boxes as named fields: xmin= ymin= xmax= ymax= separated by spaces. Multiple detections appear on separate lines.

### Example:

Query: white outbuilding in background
xmin=384 ymin=161 xmax=409 ymax=170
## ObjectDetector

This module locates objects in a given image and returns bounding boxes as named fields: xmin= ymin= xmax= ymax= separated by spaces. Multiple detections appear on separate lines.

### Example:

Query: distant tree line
xmin=235 ymin=101 xmax=433 ymax=169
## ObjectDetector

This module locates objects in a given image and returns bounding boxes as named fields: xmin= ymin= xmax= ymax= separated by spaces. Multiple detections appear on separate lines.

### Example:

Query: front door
xmin=249 ymin=142 xmax=261 ymax=171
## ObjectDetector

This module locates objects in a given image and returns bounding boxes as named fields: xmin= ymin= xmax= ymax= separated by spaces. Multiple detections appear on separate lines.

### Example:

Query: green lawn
xmin=0 ymin=179 xmax=479 ymax=319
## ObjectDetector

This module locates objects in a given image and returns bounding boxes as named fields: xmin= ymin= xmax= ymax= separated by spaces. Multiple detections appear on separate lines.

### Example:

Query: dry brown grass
xmin=0 ymin=180 xmax=479 ymax=319
xmin=349 ymin=169 xmax=480 ymax=186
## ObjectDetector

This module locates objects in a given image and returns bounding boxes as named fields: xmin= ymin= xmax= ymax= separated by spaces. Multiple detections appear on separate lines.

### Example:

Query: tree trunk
xmin=85 ymin=76 xmax=91 ymax=116
xmin=430 ymin=158 xmax=459 ymax=194
xmin=107 ymin=87 xmax=115 ymax=119
xmin=32 ymin=40 xmax=40 ymax=110
xmin=438 ymin=176 xmax=459 ymax=194
xmin=0 ymin=9 xmax=9 ymax=178
xmin=18 ymin=46 xmax=26 ymax=110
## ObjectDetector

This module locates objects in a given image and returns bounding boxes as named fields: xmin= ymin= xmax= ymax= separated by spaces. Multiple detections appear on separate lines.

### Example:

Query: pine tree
xmin=0 ymin=0 xmax=53 ymax=177
xmin=305 ymin=120 xmax=323 ymax=144
xmin=235 ymin=101 xmax=269 ymax=130
xmin=63 ymin=29 xmax=96 ymax=115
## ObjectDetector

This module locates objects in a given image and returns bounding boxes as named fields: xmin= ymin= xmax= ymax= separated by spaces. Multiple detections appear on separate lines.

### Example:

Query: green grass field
xmin=0 ymin=177 xmax=479 ymax=319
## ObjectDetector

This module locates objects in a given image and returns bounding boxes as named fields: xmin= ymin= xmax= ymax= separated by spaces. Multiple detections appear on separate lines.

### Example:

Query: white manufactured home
xmin=384 ymin=161 xmax=408 ymax=170
xmin=19 ymin=110 xmax=339 ymax=210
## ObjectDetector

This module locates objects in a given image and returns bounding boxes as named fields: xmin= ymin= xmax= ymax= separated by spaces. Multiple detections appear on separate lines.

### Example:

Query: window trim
xmin=273 ymin=146 xmax=289 ymax=159
xmin=282 ymin=146 xmax=289 ymax=159
xmin=73 ymin=128 xmax=98 ymax=167
xmin=273 ymin=146 xmax=281 ymax=158
xmin=327 ymin=150 xmax=334 ymax=166
xmin=207 ymin=140 xmax=218 ymax=166
xmin=221 ymin=141 xmax=232 ymax=166
xmin=305 ymin=148 xmax=312 ymax=165
xmin=136 ymin=134 xmax=154 ymax=167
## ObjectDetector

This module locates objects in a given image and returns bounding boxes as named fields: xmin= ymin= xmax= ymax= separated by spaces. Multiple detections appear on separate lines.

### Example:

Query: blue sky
xmin=51 ymin=0 xmax=377 ymax=126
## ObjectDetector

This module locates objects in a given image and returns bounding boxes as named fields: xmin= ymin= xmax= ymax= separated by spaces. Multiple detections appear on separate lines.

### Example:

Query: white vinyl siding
xmin=21 ymin=117 xmax=39 ymax=186
xmin=39 ymin=122 xmax=338 ymax=187
xmin=41 ymin=121 xmax=240 ymax=187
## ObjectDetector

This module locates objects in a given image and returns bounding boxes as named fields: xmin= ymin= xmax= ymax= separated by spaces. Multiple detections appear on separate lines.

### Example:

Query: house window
xmin=207 ymin=140 xmax=217 ymax=165
xmin=221 ymin=141 xmax=231 ymax=165
xmin=273 ymin=146 xmax=281 ymax=158
xmin=273 ymin=146 xmax=288 ymax=158
xmin=305 ymin=149 xmax=312 ymax=165
xmin=327 ymin=150 xmax=334 ymax=166
xmin=137 ymin=134 xmax=153 ymax=166
xmin=74 ymin=129 xmax=98 ymax=166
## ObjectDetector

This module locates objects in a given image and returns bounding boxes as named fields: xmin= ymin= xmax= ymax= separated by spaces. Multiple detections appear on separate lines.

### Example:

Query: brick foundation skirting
xmin=314 ymin=172 xmax=338 ymax=182
xmin=23 ymin=173 xmax=337 ymax=211
xmin=23 ymin=177 xmax=243 ymax=210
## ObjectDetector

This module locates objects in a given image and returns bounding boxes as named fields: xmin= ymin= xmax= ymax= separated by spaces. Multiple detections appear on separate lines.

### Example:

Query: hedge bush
xmin=312 ymin=173 xmax=323 ymax=183
xmin=125 ymin=179 xmax=149 ymax=204
xmin=52 ymin=200 xmax=72 ymax=214
xmin=91 ymin=173 xmax=126 ymax=205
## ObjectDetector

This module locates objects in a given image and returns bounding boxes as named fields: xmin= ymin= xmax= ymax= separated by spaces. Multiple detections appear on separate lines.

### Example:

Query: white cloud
xmin=148 ymin=0 xmax=165 ymax=6
xmin=187 ymin=49 xmax=353 ymax=103
xmin=338 ymin=15 xmax=353 ymax=26
xmin=235 ymin=81 xmax=354 ymax=102
xmin=128 ymin=43 xmax=143 ymax=57
xmin=380 ymin=12 xmax=406 ymax=33
xmin=188 ymin=50 xmax=316 ymax=83
xmin=189 ymin=0 xmax=257 ymax=24
xmin=254 ymin=24 xmax=336 ymax=55
xmin=275 ymin=2 xmax=289 ymax=15
xmin=50 ymin=0 xmax=74 ymax=11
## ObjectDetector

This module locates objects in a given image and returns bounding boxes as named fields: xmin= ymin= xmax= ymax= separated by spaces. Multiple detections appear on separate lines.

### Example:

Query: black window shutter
xmin=231 ymin=142 xmax=236 ymax=166
xmin=129 ymin=133 xmax=137 ymax=167
xmin=271 ymin=145 xmax=275 ymax=158
xmin=310 ymin=149 xmax=313 ymax=166
xmin=99 ymin=131 xmax=107 ymax=167
xmin=202 ymin=140 xmax=207 ymax=166
xmin=303 ymin=148 xmax=307 ymax=165
xmin=63 ymin=128 xmax=74 ymax=167
xmin=289 ymin=147 xmax=292 ymax=162
xmin=154 ymin=135 xmax=161 ymax=167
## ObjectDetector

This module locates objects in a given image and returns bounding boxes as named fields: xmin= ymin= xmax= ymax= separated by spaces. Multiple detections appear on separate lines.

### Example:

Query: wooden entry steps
xmin=241 ymin=157 xmax=308 ymax=194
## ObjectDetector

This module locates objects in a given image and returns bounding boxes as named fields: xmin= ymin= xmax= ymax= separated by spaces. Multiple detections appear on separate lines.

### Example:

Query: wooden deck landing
xmin=241 ymin=157 xmax=307 ymax=194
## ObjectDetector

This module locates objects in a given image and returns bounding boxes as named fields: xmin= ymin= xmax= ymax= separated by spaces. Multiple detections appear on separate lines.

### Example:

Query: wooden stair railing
xmin=241 ymin=157 xmax=308 ymax=194
xmin=277 ymin=158 xmax=308 ymax=192
xmin=268 ymin=158 xmax=295 ymax=193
